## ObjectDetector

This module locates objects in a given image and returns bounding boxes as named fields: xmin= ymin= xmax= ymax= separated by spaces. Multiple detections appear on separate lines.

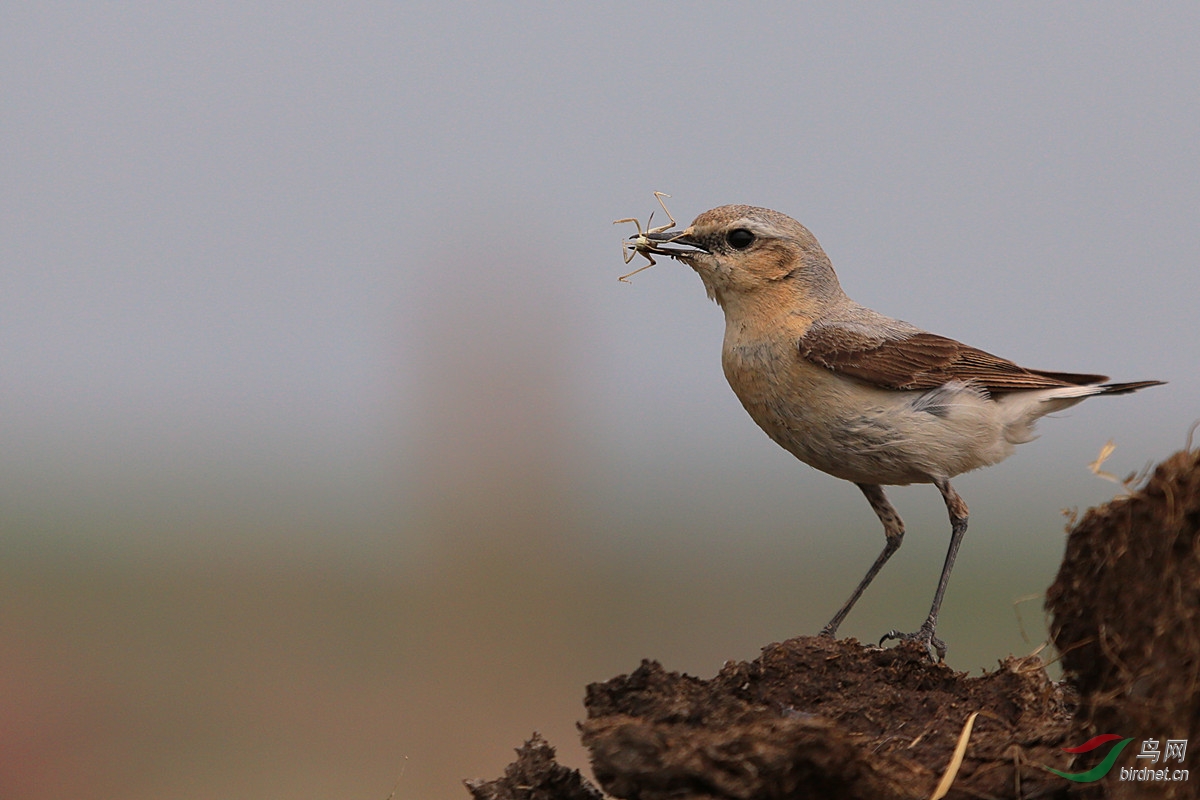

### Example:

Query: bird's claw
xmin=879 ymin=625 xmax=947 ymax=661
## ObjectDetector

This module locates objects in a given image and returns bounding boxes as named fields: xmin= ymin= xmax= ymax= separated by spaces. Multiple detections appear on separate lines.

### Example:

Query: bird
xmin=630 ymin=203 xmax=1163 ymax=659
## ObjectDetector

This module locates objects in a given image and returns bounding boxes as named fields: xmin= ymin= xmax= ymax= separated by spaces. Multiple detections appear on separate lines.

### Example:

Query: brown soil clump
xmin=581 ymin=637 xmax=1072 ymax=799
xmin=1046 ymin=445 xmax=1200 ymax=799
xmin=469 ymin=445 xmax=1200 ymax=799
xmin=465 ymin=735 xmax=602 ymax=800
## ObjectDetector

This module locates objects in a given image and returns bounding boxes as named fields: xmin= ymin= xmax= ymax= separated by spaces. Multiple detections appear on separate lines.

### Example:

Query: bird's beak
xmin=636 ymin=227 xmax=707 ymax=258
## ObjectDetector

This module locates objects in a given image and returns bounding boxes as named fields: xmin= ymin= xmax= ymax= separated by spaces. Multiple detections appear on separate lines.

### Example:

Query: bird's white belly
xmin=721 ymin=341 xmax=1016 ymax=485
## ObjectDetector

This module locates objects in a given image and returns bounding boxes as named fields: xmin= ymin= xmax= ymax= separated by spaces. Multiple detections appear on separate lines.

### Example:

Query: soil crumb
xmin=469 ymin=445 xmax=1200 ymax=799
xmin=465 ymin=734 xmax=603 ymax=800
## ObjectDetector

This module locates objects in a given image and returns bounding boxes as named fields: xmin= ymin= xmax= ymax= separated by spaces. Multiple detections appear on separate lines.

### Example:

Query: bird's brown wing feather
xmin=798 ymin=327 xmax=1108 ymax=393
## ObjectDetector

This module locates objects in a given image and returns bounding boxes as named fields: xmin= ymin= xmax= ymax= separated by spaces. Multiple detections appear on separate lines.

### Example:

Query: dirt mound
xmin=1046 ymin=445 xmax=1200 ymax=799
xmin=581 ymin=638 xmax=1073 ymax=799
xmin=467 ymin=445 xmax=1200 ymax=799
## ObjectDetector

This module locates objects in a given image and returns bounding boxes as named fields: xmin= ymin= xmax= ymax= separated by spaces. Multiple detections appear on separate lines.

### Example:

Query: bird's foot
xmin=879 ymin=623 xmax=946 ymax=661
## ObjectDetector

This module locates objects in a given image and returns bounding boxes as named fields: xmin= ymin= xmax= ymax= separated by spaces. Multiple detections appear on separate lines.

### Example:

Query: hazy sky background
xmin=4 ymin=3 xmax=1195 ymax=558
xmin=2 ymin=4 xmax=1198 ymax=799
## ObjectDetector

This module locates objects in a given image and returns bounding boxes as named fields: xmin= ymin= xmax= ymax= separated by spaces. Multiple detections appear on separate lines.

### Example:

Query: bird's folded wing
xmin=798 ymin=325 xmax=1108 ymax=393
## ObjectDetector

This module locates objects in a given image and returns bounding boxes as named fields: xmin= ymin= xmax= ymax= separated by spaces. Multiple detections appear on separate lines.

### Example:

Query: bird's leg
xmin=820 ymin=483 xmax=904 ymax=638
xmin=880 ymin=477 xmax=969 ymax=660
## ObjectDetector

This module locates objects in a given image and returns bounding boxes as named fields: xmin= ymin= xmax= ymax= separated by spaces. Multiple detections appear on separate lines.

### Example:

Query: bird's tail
xmin=1096 ymin=380 xmax=1166 ymax=395
xmin=999 ymin=379 xmax=1165 ymax=445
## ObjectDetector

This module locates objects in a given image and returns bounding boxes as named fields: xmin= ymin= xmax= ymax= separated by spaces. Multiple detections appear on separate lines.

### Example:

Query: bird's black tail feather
xmin=1098 ymin=380 xmax=1166 ymax=395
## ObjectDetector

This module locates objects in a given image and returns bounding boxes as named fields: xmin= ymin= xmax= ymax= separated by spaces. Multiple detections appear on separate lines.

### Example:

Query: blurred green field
xmin=0 ymin=510 xmax=1060 ymax=800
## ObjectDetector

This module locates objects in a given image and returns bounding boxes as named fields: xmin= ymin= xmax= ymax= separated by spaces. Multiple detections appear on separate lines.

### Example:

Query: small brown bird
xmin=633 ymin=204 xmax=1163 ymax=658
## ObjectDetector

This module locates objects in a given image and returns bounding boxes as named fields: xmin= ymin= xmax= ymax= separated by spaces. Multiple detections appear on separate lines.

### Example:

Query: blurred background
xmin=2 ymin=4 xmax=1198 ymax=798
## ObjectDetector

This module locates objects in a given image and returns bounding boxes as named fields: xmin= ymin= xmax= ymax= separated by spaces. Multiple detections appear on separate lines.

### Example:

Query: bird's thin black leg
xmin=880 ymin=477 xmax=969 ymax=660
xmin=820 ymin=483 xmax=904 ymax=638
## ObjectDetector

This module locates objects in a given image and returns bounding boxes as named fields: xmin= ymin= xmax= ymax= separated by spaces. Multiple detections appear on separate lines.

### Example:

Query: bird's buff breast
xmin=720 ymin=334 xmax=1008 ymax=486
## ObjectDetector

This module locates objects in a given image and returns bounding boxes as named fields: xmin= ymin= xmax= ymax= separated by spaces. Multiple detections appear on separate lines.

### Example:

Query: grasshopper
xmin=614 ymin=191 xmax=680 ymax=283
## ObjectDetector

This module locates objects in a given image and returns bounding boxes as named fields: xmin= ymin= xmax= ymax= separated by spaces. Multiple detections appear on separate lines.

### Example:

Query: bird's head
xmin=641 ymin=205 xmax=844 ymax=310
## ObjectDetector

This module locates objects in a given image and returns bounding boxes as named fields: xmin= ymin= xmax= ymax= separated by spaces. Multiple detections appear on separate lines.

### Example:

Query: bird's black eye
xmin=727 ymin=228 xmax=755 ymax=250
